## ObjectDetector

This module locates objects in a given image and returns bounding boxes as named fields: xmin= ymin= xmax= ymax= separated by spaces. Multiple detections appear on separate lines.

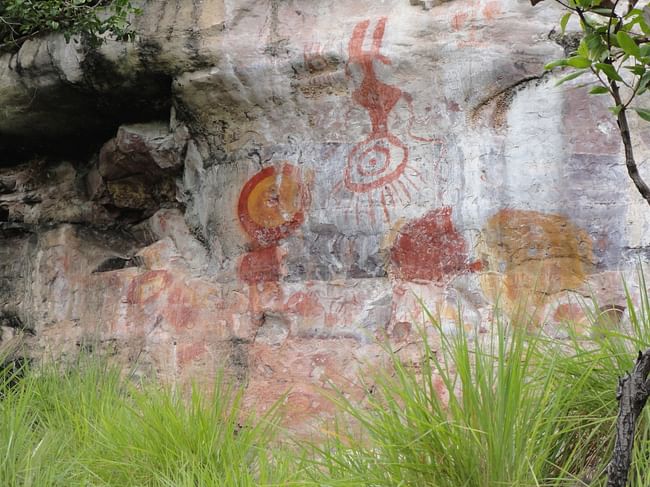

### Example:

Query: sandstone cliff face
xmin=2 ymin=0 xmax=650 ymax=428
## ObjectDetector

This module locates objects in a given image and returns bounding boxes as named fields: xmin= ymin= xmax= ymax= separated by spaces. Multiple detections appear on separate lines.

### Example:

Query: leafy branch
xmin=534 ymin=0 xmax=650 ymax=205
xmin=0 ymin=0 xmax=141 ymax=52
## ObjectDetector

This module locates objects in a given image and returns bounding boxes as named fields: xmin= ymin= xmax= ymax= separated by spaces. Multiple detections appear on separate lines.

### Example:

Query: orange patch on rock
xmin=479 ymin=209 xmax=594 ymax=310
xmin=237 ymin=164 xmax=308 ymax=248
xmin=126 ymin=270 xmax=172 ymax=304
xmin=390 ymin=207 xmax=479 ymax=282
xmin=553 ymin=303 xmax=585 ymax=323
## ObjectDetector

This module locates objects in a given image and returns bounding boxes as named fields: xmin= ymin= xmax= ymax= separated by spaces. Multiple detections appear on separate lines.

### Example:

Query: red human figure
xmin=347 ymin=18 xmax=402 ymax=137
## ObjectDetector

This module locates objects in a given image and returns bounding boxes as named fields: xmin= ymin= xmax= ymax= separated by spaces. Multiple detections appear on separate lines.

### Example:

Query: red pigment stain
xmin=451 ymin=11 xmax=469 ymax=31
xmin=178 ymin=342 xmax=207 ymax=367
xmin=390 ymin=207 xmax=481 ymax=282
xmin=553 ymin=303 xmax=585 ymax=323
xmin=165 ymin=287 xmax=198 ymax=330
xmin=324 ymin=312 xmax=338 ymax=327
xmin=168 ymin=307 xmax=196 ymax=330
xmin=449 ymin=1 xmax=501 ymax=48
xmin=482 ymin=1 xmax=501 ymax=20
xmin=286 ymin=291 xmax=324 ymax=317
xmin=447 ymin=100 xmax=461 ymax=112
xmin=239 ymin=247 xmax=281 ymax=285
xmin=303 ymin=42 xmax=329 ymax=72
xmin=126 ymin=270 xmax=172 ymax=304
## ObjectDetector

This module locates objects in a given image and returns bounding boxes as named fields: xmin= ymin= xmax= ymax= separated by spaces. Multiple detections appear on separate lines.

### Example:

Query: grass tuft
xmin=2 ymin=271 xmax=650 ymax=485
xmin=0 ymin=357 xmax=294 ymax=486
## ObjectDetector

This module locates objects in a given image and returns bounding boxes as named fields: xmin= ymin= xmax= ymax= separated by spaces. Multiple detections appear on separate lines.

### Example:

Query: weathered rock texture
xmin=2 ymin=0 xmax=650 ymax=429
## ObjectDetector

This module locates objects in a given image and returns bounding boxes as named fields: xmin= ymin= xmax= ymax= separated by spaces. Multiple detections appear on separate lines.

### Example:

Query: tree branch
xmin=607 ymin=349 xmax=650 ymax=487
xmin=610 ymin=82 xmax=650 ymax=205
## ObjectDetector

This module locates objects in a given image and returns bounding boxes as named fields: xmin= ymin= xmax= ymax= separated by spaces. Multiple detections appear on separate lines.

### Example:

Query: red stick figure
xmin=451 ymin=0 xmax=502 ymax=48
xmin=348 ymin=18 xmax=401 ymax=139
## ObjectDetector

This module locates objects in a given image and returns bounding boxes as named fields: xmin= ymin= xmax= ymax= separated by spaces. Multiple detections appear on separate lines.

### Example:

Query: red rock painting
xmin=237 ymin=164 xmax=308 ymax=249
xmin=333 ymin=17 xmax=443 ymax=224
xmin=164 ymin=286 xmax=200 ymax=331
xmin=451 ymin=0 xmax=501 ymax=47
xmin=239 ymin=247 xmax=281 ymax=285
xmin=126 ymin=270 xmax=172 ymax=304
xmin=177 ymin=342 xmax=207 ymax=367
xmin=237 ymin=163 xmax=309 ymax=285
xmin=303 ymin=43 xmax=329 ymax=73
xmin=390 ymin=207 xmax=480 ymax=282
xmin=285 ymin=291 xmax=325 ymax=318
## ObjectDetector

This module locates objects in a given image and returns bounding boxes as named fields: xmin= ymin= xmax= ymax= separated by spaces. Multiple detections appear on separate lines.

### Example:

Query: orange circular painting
xmin=237 ymin=164 xmax=307 ymax=247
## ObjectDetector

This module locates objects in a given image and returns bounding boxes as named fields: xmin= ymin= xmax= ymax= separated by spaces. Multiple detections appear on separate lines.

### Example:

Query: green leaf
xmin=589 ymin=86 xmax=609 ymax=94
xmin=634 ymin=107 xmax=650 ymax=121
xmin=610 ymin=105 xmax=623 ymax=116
xmin=626 ymin=65 xmax=646 ymax=76
xmin=578 ymin=39 xmax=589 ymax=58
xmin=639 ymin=72 xmax=650 ymax=91
xmin=595 ymin=63 xmax=624 ymax=82
xmin=545 ymin=59 xmax=568 ymax=70
xmin=566 ymin=56 xmax=592 ymax=68
xmin=617 ymin=31 xmax=641 ymax=58
xmin=640 ymin=20 xmax=650 ymax=36
xmin=592 ymin=8 xmax=616 ymax=16
xmin=560 ymin=12 xmax=571 ymax=34
xmin=556 ymin=70 xmax=588 ymax=86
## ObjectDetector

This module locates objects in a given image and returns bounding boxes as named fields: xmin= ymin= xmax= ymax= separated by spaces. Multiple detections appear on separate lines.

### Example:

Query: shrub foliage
xmin=0 ymin=0 xmax=140 ymax=51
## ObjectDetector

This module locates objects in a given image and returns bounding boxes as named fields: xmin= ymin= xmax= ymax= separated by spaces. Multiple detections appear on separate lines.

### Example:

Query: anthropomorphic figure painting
xmin=333 ymin=17 xmax=443 ymax=224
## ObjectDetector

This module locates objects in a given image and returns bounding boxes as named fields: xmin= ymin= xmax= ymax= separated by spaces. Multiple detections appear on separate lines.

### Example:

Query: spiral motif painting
xmin=333 ymin=17 xmax=442 ymax=224
xmin=345 ymin=134 xmax=408 ymax=193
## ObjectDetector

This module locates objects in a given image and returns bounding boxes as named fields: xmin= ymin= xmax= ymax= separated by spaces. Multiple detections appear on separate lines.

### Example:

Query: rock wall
xmin=2 ymin=0 xmax=650 ymax=429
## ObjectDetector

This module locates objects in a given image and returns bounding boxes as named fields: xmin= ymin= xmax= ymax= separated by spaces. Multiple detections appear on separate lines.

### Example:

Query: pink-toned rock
xmin=99 ymin=123 xmax=188 ymax=180
xmin=2 ymin=0 xmax=650 ymax=434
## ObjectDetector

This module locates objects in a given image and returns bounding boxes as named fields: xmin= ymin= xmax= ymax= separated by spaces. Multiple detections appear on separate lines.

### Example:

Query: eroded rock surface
xmin=2 ymin=0 xmax=650 ymax=430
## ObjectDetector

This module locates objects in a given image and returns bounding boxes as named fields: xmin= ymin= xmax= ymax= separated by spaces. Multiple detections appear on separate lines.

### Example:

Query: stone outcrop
xmin=2 ymin=0 xmax=650 ymax=430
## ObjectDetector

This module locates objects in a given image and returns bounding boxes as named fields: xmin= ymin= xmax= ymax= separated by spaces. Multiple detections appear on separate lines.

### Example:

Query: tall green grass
xmin=304 ymin=320 xmax=594 ymax=486
xmin=0 ymin=357 xmax=296 ymax=486
xmin=303 ymin=272 xmax=650 ymax=486
xmin=1 ymin=272 xmax=650 ymax=486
